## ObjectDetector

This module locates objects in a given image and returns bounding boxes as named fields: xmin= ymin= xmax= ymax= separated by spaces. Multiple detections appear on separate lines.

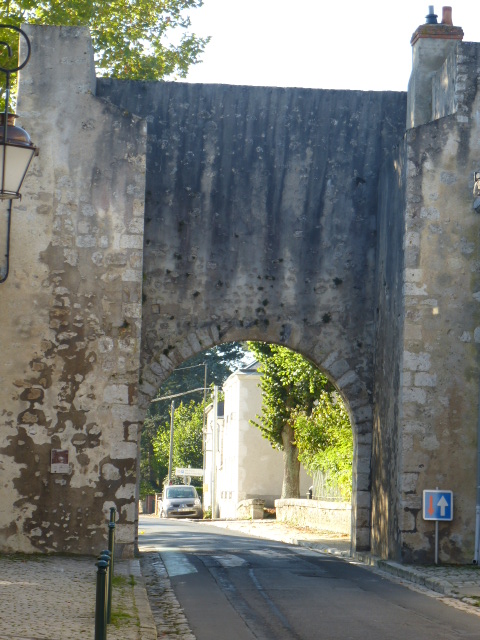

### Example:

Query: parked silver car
xmin=160 ymin=485 xmax=203 ymax=519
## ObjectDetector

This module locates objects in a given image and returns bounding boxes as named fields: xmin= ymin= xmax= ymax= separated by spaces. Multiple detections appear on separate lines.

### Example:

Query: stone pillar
xmin=399 ymin=37 xmax=480 ymax=562
xmin=0 ymin=26 xmax=146 ymax=556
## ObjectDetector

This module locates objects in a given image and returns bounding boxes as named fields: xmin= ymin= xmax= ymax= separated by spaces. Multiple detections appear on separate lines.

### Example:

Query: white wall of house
xmin=204 ymin=364 xmax=311 ymax=519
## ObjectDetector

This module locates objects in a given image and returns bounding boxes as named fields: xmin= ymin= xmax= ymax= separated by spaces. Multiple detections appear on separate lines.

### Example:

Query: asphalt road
xmin=139 ymin=518 xmax=480 ymax=639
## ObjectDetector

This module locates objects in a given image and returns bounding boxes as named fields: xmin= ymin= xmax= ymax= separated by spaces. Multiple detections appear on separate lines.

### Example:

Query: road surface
xmin=139 ymin=517 xmax=479 ymax=639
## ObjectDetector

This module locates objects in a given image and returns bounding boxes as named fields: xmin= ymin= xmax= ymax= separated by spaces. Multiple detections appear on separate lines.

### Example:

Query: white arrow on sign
xmin=437 ymin=496 xmax=449 ymax=516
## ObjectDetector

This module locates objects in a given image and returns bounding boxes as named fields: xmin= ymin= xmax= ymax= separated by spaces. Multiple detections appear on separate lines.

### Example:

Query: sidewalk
xmin=0 ymin=555 xmax=156 ymax=640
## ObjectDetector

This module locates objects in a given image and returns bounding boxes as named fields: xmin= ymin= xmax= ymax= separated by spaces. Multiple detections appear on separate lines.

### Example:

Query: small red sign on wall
xmin=51 ymin=449 xmax=70 ymax=474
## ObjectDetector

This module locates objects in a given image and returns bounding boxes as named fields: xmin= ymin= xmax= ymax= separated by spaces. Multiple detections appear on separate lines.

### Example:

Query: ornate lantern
xmin=0 ymin=24 xmax=38 ymax=282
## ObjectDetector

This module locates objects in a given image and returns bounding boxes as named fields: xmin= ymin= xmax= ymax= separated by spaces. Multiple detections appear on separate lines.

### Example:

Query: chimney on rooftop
xmin=441 ymin=6 xmax=453 ymax=25
xmin=407 ymin=6 xmax=463 ymax=129
xmin=425 ymin=6 xmax=438 ymax=24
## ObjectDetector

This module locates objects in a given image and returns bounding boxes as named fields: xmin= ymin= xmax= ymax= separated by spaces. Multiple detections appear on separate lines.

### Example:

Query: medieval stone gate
xmin=1 ymin=16 xmax=480 ymax=563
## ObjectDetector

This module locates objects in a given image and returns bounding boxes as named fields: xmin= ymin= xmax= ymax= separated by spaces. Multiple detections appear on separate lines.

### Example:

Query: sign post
xmin=423 ymin=489 xmax=453 ymax=564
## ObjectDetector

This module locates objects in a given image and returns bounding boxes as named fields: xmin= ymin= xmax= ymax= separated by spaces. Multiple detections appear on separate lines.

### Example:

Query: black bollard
xmin=107 ymin=508 xmax=116 ymax=623
xmin=100 ymin=551 xmax=111 ymax=634
xmin=95 ymin=559 xmax=108 ymax=640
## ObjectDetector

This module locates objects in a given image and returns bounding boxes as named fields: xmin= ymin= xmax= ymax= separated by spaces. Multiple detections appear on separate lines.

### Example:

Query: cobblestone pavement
xmin=0 ymin=555 xmax=156 ymax=640
xmin=140 ymin=553 xmax=195 ymax=640
xmin=1 ymin=518 xmax=480 ymax=640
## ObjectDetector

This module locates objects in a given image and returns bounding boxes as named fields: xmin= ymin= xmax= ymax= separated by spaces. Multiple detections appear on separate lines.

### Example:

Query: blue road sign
xmin=423 ymin=490 xmax=453 ymax=521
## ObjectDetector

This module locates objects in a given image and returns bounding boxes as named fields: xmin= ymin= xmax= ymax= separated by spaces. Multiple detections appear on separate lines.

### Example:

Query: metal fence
xmin=310 ymin=470 xmax=345 ymax=501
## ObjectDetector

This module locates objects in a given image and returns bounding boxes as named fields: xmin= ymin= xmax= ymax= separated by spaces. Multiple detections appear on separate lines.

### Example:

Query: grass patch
xmin=112 ymin=574 xmax=129 ymax=588
xmin=0 ymin=553 xmax=47 ymax=563
xmin=110 ymin=609 xmax=134 ymax=628
xmin=111 ymin=574 xmax=136 ymax=588
xmin=109 ymin=573 xmax=138 ymax=628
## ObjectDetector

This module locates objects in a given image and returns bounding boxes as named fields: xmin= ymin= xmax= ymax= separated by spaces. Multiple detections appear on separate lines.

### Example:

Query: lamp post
xmin=0 ymin=24 xmax=38 ymax=283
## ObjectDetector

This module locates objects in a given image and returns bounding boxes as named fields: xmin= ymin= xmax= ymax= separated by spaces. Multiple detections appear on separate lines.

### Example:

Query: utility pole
xmin=202 ymin=363 xmax=208 ymax=511
xmin=168 ymin=400 xmax=175 ymax=484
xmin=212 ymin=385 xmax=219 ymax=519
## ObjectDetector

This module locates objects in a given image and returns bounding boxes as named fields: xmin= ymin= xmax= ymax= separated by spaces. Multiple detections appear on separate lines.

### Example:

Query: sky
xmin=183 ymin=0 xmax=480 ymax=92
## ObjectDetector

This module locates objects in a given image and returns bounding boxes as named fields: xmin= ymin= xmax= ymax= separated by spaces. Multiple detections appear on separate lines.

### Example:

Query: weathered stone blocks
xmin=0 ymin=26 xmax=146 ymax=556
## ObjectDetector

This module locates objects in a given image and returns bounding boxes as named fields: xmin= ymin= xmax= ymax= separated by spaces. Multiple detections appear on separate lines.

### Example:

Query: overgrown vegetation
xmin=248 ymin=342 xmax=352 ymax=500
xmin=295 ymin=391 xmax=353 ymax=499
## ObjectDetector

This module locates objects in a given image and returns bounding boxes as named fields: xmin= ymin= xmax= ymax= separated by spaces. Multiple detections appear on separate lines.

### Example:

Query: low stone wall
xmin=275 ymin=499 xmax=351 ymax=535
xmin=237 ymin=499 xmax=265 ymax=520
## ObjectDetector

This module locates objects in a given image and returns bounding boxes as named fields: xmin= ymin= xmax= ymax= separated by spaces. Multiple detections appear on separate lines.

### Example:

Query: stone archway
xmin=138 ymin=327 xmax=373 ymax=553
xmin=96 ymin=73 xmax=406 ymax=556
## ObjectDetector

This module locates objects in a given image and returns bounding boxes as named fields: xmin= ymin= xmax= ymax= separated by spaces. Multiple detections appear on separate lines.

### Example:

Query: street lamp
xmin=0 ymin=24 xmax=38 ymax=283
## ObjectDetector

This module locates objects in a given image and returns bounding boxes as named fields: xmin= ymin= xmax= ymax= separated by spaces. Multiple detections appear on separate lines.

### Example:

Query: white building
xmin=204 ymin=362 xmax=311 ymax=518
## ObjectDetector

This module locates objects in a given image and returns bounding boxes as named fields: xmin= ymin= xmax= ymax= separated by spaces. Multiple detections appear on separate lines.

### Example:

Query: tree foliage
xmin=294 ymin=391 xmax=353 ymax=499
xmin=139 ymin=414 xmax=168 ymax=499
xmin=152 ymin=399 xmax=204 ymax=489
xmin=1 ymin=0 xmax=209 ymax=82
xmin=247 ymin=342 xmax=352 ymax=500
xmin=247 ymin=342 xmax=331 ymax=448
xmin=156 ymin=343 xmax=246 ymax=407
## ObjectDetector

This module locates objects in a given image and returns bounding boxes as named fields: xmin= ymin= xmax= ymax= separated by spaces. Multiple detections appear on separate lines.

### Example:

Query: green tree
xmin=1 ymin=0 xmax=209 ymax=82
xmin=294 ymin=391 xmax=353 ymax=499
xmin=139 ymin=414 xmax=168 ymax=499
xmin=152 ymin=399 xmax=204 ymax=488
xmin=248 ymin=342 xmax=353 ymax=500
xmin=248 ymin=342 xmax=333 ymax=499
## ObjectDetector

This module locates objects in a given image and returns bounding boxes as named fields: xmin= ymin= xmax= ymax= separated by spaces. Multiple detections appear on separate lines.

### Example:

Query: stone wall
xmin=432 ymin=42 xmax=477 ymax=124
xmin=0 ymin=27 xmax=146 ymax=556
xmin=399 ymin=43 xmax=480 ymax=562
xmin=98 ymin=79 xmax=407 ymax=553
xmin=275 ymin=499 xmax=351 ymax=535
xmin=396 ymin=40 xmax=480 ymax=563
xmin=237 ymin=499 xmax=265 ymax=520
xmin=0 ymin=26 xmax=409 ymax=557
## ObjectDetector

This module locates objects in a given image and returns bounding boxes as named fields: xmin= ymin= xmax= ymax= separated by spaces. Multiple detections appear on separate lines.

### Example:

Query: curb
xmin=129 ymin=559 xmax=158 ymax=640
xmin=375 ymin=560 xmax=458 ymax=596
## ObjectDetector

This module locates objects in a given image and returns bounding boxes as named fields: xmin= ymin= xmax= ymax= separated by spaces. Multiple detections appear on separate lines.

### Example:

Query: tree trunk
xmin=281 ymin=422 xmax=301 ymax=498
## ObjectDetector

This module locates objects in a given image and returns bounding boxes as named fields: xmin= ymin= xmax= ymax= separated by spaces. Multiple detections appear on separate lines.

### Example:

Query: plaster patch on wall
xmin=404 ymin=283 xmax=428 ymax=296
xmin=420 ymin=206 xmax=440 ymax=220
xmin=403 ymin=387 xmax=427 ymax=404
xmin=403 ymin=351 xmax=431 ymax=372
